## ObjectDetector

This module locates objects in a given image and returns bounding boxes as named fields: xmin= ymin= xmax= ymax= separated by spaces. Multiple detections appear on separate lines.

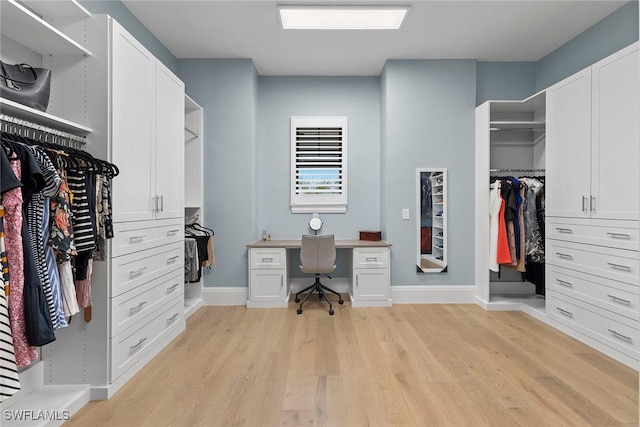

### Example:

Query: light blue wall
xmin=178 ymin=59 xmax=258 ymax=287
xmin=80 ymin=0 xmax=178 ymax=73
xmin=382 ymin=60 xmax=477 ymax=286
xmin=536 ymin=0 xmax=638 ymax=91
xmin=257 ymin=77 xmax=381 ymax=278
xmin=476 ymin=62 xmax=537 ymax=105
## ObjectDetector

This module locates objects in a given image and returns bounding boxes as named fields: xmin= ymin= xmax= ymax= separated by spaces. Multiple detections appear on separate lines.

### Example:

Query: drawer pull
xmin=129 ymin=337 xmax=147 ymax=353
xmin=556 ymin=279 xmax=573 ymax=288
xmin=365 ymin=257 xmax=378 ymax=262
xmin=167 ymin=255 xmax=180 ymax=264
xmin=555 ymin=227 xmax=573 ymax=234
xmin=607 ymin=262 xmax=632 ymax=272
xmin=608 ymin=329 xmax=632 ymax=343
xmin=167 ymin=313 xmax=180 ymax=323
xmin=129 ymin=235 xmax=146 ymax=242
xmin=129 ymin=301 xmax=147 ymax=313
xmin=167 ymin=229 xmax=180 ymax=236
xmin=261 ymin=257 xmax=274 ymax=262
xmin=556 ymin=307 xmax=574 ymax=318
xmin=167 ymin=283 xmax=181 ymax=293
xmin=606 ymin=232 xmax=632 ymax=240
xmin=607 ymin=294 xmax=632 ymax=306
xmin=129 ymin=267 xmax=147 ymax=276
xmin=556 ymin=252 xmax=573 ymax=260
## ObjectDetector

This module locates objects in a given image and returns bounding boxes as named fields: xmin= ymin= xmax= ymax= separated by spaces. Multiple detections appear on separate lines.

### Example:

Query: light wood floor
xmin=65 ymin=300 xmax=639 ymax=427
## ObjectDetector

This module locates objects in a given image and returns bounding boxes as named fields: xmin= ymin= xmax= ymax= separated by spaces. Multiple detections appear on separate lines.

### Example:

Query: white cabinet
xmin=248 ymin=248 xmax=289 ymax=308
xmin=547 ymin=43 xmax=639 ymax=220
xmin=350 ymin=247 xmax=391 ymax=307
xmin=111 ymin=20 xmax=185 ymax=223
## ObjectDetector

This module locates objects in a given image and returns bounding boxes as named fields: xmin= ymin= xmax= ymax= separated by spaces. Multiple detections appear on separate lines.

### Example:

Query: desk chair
xmin=295 ymin=234 xmax=344 ymax=315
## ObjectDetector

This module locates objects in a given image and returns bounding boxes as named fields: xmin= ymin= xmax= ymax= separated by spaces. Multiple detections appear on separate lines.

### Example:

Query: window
xmin=291 ymin=116 xmax=347 ymax=213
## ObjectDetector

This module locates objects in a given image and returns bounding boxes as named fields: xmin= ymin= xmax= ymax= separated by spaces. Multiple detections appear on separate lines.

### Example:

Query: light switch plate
xmin=402 ymin=208 xmax=410 ymax=220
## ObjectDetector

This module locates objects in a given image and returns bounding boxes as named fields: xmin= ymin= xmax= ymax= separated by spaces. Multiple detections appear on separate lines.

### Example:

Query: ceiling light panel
xmin=278 ymin=6 xmax=408 ymax=30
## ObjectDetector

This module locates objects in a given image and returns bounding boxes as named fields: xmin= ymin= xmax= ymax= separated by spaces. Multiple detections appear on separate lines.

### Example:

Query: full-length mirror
xmin=417 ymin=168 xmax=447 ymax=273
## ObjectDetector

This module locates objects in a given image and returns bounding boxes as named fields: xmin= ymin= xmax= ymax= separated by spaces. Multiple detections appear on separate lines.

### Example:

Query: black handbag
xmin=0 ymin=61 xmax=51 ymax=112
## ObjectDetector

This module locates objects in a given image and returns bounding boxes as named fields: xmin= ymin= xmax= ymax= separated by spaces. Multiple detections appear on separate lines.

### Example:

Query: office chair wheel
xmin=339 ymin=298 xmax=344 ymax=304
xmin=295 ymin=297 xmax=300 ymax=303
xmin=297 ymin=308 xmax=303 ymax=314
xmin=329 ymin=309 xmax=334 ymax=315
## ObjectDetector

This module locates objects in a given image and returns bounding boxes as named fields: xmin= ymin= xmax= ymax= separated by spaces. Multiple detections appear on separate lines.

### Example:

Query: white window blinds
xmin=290 ymin=116 xmax=347 ymax=213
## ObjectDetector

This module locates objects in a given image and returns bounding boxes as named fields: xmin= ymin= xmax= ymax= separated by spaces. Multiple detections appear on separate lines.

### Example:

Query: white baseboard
xmin=391 ymin=285 xmax=476 ymax=304
xmin=202 ymin=287 xmax=248 ymax=306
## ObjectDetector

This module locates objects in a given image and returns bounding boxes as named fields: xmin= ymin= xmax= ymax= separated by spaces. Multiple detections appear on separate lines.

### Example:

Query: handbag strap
xmin=0 ymin=62 xmax=39 ymax=86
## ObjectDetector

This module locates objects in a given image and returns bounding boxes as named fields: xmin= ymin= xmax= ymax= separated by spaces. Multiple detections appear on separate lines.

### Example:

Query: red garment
xmin=496 ymin=196 xmax=512 ymax=265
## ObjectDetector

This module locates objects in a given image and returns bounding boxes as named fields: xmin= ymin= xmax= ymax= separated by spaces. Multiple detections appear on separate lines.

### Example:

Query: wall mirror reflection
xmin=417 ymin=168 xmax=448 ymax=273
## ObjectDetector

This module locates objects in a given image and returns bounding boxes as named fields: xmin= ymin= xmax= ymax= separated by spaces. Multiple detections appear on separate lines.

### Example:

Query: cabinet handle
xmin=590 ymin=196 xmax=596 ymax=213
xmin=167 ymin=229 xmax=180 ymax=236
xmin=606 ymin=232 xmax=631 ymax=240
xmin=556 ymin=252 xmax=573 ymax=260
xmin=129 ymin=301 xmax=147 ymax=313
xmin=153 ymin=196 xmax=158 ymax=213
xmin=556 ymin=307 xmax=574 ymax=318
xmin=160 ymin=195 xmax=164 ymax=212
xmin=556 ymin=279 xmax=573 ymax=288
xmin=281 ymin=276 xmax=284 ymax=289
xmin=129 ymin=235 xmax=146 ymax=242
xmin=167 ymin=313 xmax=180 ymax=323
xmin=129 ymin=337 xmax=147 ymax=353
xmin=607 ymin=294 xmax=632 ymax=306
xmin=167 ymin=283 xmax=181 ymax=293
xmin=365 ymin=257 xmax=378 ymax=262
xmin=356 ymin=275 xmax=359 ymax=288
xmin=607 ymin=262 xmax=632 ymax=272
xmin=608 ymin=329 xmax=632 ymax=343
xmin=261 ymin=257 xmax=274 ymax=262
xmin=167 ymin=255 xmax=180 ymax=264
xmin=582 ymin=196 xmax=588 ymax=212
xmin=129 ymin=267 xmax=147 ymax=276
xmin=555 ymin=228 xmax=573 ymax=234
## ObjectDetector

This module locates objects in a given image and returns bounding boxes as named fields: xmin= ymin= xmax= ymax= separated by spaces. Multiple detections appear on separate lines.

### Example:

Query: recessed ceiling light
xmin=278 ymin=6 xmax=409 ymax=30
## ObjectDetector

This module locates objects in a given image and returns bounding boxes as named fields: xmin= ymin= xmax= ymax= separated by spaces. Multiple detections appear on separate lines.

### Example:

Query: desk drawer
xmin=547 ymin=240 xmax=639 ymax=285
xmin=547 ymin=290 xmax=639 ymax=359
xmin=112 ymin=219 xmax=184 ymax=257
xmin=111 ymin=271 xmax=184 ymax=338
xmin=547 ymin=218 xmax=639 ymax=251
xmin=110 ymin=297 xmax=184 ymax=382
xmin=547 ymin=266 xmax=639 ymax=321
xmin=111 ymin=242 xmax=184 ymax=297
xmin=250 ymin=248 xmax=286 ymax=269
xmin=353 ymin=247 xmax=389 ymax=269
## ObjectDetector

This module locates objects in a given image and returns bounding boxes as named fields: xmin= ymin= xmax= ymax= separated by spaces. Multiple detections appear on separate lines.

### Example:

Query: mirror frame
xmin=416 ymin=168 xmax=448 ymax=273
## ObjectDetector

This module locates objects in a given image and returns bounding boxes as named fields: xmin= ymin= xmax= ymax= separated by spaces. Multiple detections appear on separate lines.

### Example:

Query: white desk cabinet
xmin=247 ymin=240 xmax=392 ymax=308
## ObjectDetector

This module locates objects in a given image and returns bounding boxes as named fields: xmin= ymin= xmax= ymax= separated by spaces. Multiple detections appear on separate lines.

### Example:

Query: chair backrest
xmin=300 ymin=234 xmax=336 ymax=274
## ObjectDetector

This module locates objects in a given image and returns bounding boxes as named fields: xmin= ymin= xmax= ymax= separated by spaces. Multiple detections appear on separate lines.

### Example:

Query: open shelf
xmin=490 ymin=121 xmax=545 ymax=130
xmin=0 ymin=98 xmax=92 ymax=136
xmin=1 ymin=0 xmax=91 ymax=56
xmin=21 ymin=0 xmax=90 ymax=19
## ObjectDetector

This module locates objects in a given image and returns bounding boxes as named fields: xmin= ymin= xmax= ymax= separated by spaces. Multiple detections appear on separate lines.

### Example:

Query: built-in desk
xmin=247 ymin=239 xmax=392 ymax=308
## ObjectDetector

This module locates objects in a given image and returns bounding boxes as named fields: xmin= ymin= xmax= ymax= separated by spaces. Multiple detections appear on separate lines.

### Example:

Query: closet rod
xmin=0 ymin=113 xmax=87 ymax=146
xmin=490 ymin=168 xmax=545 ymax=173
xmin=184 ymin=127 xmax=199 ymax=138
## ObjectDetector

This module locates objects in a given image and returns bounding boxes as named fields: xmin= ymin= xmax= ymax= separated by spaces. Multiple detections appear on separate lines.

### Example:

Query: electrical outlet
xmin=402 ymin=208 xmax=410 ymax=220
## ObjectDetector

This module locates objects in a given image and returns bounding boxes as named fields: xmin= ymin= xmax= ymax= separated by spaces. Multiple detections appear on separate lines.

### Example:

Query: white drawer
xmin=110 ymin=297 xmax=184 ymax=382
xmin=111 ymin=271 xmax=184 ymax=338
xmin=547 ymin=240 xmax=639 ymax=285
xmin=353 ymin=247 xmax=389 ymax=269
xmin=112 ymin=219 xmax=184 ymax=257
xmin=547 ymin=291 xmax=639 ymax=359
xmin=547 ymin=218 xmax=639 ymax=251
xmin=250 ymin=248 xmax=286 ymax=269
xmin=111 ymin=242 xmax=184 ymax=297
xmin=547 ymin=266 xmax=639 ymax=321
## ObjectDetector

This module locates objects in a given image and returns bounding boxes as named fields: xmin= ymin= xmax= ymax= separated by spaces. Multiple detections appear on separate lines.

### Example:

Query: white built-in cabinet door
xmin=591 ymin=44 xmax=639 ymax=221
xmin=111 ymin=21 xmax=155 ymax=222
xmin=154 ymin=62 xmax=185 ymax=219
xmin=546 ymin=67 xmax=592 ymax=218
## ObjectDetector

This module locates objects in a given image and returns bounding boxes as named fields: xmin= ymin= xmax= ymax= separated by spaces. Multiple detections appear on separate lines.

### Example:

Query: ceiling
xmin=121 ymin=0 xmax=628 ymax=76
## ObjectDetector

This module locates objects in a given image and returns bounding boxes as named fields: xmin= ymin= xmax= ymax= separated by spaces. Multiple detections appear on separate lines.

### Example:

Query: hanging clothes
xmin=185 ymin=223 xmax=215 ymax=282
xmin=489 ymin=181 xmax=501 ymax=272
